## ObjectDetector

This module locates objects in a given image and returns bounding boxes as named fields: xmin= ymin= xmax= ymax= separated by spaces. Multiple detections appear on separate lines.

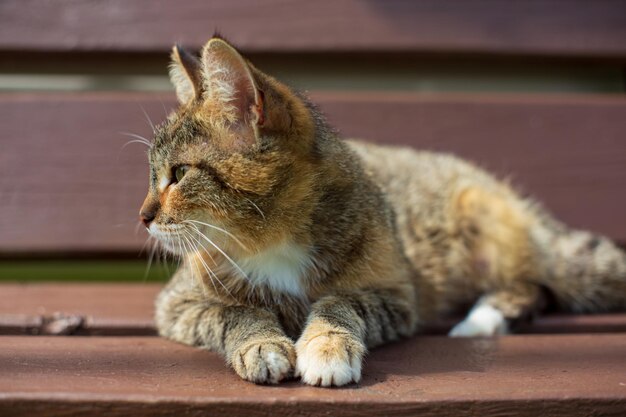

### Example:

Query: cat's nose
xmin=140 ymin=210 xmax=156 ymax=228
xmin=139 ymin=194 xmax=160 ymax=228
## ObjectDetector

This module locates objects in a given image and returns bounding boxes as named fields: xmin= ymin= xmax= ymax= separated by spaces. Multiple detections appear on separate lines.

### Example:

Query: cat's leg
xmin=449 ymin=283 xmax=543 ymax=337
xmin=155 ymin=283 xmax=296 ymax=384
xmin=295 ymin=288 xmax=417 ymax=387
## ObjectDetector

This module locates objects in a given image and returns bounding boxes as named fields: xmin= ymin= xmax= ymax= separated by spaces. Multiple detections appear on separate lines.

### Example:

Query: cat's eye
xmin=174 ymin=165 xmax=190 ymax=183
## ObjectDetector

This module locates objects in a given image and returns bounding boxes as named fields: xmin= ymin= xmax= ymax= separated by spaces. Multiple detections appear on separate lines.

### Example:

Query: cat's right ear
xmin=169 ymin=45 xmax=203 ymax=104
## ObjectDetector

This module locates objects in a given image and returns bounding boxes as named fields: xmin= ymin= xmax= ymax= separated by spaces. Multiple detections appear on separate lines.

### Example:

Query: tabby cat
xmin=140 ymin=37 xmax=626 ymax=387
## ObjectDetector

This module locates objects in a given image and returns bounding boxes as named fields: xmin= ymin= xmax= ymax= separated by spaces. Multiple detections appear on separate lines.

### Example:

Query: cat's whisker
xmin=187 ymin=231 xmax=219 ymax=267
xmin=184 ymin=220 xmax=249 ymax=251
xmin=143 ymin=236 xmax=157 ymax=281
xmin=139 ymin=105 xmax=156 ymax=133
xmin=179 ymin=237 xmax=204 ymax=295
xmin=187 ymin=223 xmax=249 ymax=281
xmin=175 ymin=236 xmax=184 ymax=269
xmin=158 ymin=235 xmax=170 ymax=267
xmin=178 ymin=233 xmax=189 ymax=260
xmin=184 ymin=230 xmax=236 ymax=300
xmin=122 ymin=139 xmax=152 ymax=149
xmin=134 ymin=221 xmax=144 ymax=237
xmin=183 ymin=233 xmax=222 ymax=297
xmin=119 ymin=131 xmax=153 ymax=149
xmin=189 ymin=233 xmax=237 ymax=301
xmin=158 ymin=97 xmax=171 ymax=119
xmin=180 ymin=233 xmax=212 ymax=298
xmin=138 ymin=232 xmax=153 ymax=256
xmin=172 ymin=235 xmax=184 ymax=279
xmin=244 ymin=197 xmax=266 ymax=221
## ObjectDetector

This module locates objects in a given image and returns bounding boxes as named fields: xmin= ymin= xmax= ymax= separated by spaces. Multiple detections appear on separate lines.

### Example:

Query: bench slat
xmin=0 ymin=284 xmax=158 ymax=336
xmin=1 ymin=92 xmax=625 ymax=254
xmin=1 ymin=284 xmax=625 ymax=336
xmin=1 ymin=0 xmax=625 ymax=59
xmin=0 ymin=335 xmax=624 ymax=416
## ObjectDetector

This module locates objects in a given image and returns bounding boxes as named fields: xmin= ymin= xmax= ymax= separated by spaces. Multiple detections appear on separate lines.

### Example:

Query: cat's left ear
xmin=200 ymin=38 xmax=264 ymax=127
xmin=169 ymin=45 xmax=203 ymax=104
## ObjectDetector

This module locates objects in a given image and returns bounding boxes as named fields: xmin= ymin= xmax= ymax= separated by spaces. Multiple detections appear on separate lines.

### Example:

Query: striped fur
xmin=143 ymin=37 xmax=626 ymax=387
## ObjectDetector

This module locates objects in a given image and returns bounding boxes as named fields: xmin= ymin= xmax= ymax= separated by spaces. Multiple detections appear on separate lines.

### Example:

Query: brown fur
xmin=142 ymin=37 xmax=626 ymax=387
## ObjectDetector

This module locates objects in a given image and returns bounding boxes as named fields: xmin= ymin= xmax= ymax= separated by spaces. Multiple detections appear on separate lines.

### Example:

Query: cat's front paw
xmin=295 ymin=332 xmax=364 ymax=387
xmin=231 ymin=338 xmax=296 ymax=384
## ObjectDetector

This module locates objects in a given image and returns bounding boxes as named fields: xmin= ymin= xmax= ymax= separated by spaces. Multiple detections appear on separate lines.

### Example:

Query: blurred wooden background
xmin=0 ymin=0 xmax=625 ymax=279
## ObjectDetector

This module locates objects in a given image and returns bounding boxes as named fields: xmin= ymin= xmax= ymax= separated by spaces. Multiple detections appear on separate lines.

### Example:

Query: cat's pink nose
xmin=139 ymin=193 xmax=160 ymax=229
xmin=140 ymin=210 xmax=156 ymax=228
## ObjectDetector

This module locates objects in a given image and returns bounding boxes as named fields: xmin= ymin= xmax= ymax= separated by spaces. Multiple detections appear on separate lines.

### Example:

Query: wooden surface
xmin=1 ymin=283 xmax=624 ymax=415
xmin=1 ymin=283 xmax=625 ymax=336
xmin=0 ymin=335 xmax=624 ymax=416
xmin=1 ymin=0 xmax=625 ymax=59
xmin=0 ymin=284 xmax=159 ymax=336
xmin=1 ymin=92 xmax=625 ymax=254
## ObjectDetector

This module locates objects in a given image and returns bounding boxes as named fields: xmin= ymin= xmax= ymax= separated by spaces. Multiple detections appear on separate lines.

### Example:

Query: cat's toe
xmin=295 ymin=333 xmax=364 ymax=387
xmin=232 ymin=338 xmax=296 ymax=384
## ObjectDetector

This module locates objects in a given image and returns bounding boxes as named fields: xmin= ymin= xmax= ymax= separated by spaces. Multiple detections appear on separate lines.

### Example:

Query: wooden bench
xmin=1 ymin=283 xmax=626 ymax=417
xmin=1 ymin=1 xmax=625 ymax=416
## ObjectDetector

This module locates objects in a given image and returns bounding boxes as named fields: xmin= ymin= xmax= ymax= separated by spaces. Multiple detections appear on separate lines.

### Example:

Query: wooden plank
xmin=1 ymin=92 xmax=625 ymax=254
xmin=0 ymin=335 xmax=624 ymax=416
xmin=0 ymin=284 xmax=159 ymax=336
xmin=0 ymin=0 xmax=625 ymax=59
xmin=1 ymin=284 xmax=625 ymax=336
xmin=0 ymin=93 xmax=163 ymax=253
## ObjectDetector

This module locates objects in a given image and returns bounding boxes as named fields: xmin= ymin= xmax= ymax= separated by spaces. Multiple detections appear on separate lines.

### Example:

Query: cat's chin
xmin=147 ymin=223 xmax=190 ymax=256
xmin=157 ymin=239 xmax=189 ymax=257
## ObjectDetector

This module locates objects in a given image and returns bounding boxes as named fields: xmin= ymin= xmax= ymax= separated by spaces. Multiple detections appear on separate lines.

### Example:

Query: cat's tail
xmin=532 ymin=219 xmax=626 ymax=313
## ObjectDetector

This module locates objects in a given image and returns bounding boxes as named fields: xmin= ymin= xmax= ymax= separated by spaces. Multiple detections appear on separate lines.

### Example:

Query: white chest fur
xmin=238 ymin=241 xmax=313 ymax=297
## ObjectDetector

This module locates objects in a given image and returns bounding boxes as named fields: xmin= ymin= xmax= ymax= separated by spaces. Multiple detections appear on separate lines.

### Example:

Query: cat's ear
xmin=200 ymin=38 xmax=264 ymax=127
xmin=169 ymin=45 xmax=203 ymax=104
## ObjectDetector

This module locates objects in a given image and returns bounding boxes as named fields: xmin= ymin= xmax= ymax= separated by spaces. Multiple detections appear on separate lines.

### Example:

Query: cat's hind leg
xmin=449 ymin=283 xmax=543 ymax=337
xmin=449 ymin=184 xmax=544 ymax=337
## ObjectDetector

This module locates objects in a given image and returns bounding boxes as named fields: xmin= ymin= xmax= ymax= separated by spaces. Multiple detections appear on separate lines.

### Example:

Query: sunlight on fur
xmin=139 ymin=36 xmax=626 ymax=387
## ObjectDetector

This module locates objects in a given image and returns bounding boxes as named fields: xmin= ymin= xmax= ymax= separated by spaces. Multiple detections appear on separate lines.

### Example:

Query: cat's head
xmin=139 ymin=37 xmax=320 ymax=257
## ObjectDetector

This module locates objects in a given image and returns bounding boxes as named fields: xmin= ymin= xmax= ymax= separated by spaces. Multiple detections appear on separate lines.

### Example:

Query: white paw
xmin=449 ymin=304 xmax=507 ymax=337
xmin=295 ymin=333 xmax=364 ymax=387
xmin=264 ymin=350 xmax=292 ymax=381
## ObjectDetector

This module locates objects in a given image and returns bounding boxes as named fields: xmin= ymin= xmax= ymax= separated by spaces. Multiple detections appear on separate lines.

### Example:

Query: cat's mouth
xmin=147 ymin=222 xmax=184 ymax=237
xmin=147 ymin=223 xmax=189 ymax=255
xmin=147 ymin=220 xmax=246 ymax=258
